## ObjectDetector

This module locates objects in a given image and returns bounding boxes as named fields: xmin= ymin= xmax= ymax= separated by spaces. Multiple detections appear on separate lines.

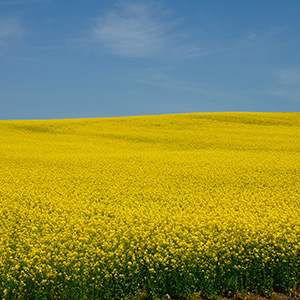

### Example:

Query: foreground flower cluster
xmin=0 ymin=112 xmax=300 ymax=299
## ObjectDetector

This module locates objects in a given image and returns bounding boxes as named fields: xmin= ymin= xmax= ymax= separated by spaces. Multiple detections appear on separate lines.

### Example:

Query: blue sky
xmin=1 ymin=0 xmax=300 ymax=120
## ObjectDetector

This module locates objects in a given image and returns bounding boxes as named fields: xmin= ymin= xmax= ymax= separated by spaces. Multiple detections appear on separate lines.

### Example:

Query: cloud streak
xmin=88 ymin=1 xmax=290 ymax=62
xmin=277 ymin=67 xmax=300 ymax=86
xmin=89 ymin=1 xmax=208 ymax=59
xmin=129 ymin=66 xmax=249 ymax=100
xmin=91 ymin=2 xmax=166 ymax=57
xmin=256 ymin=67 xmax=300 ymax=104
xmin=0 ymin=17 xmax=23 ymax=40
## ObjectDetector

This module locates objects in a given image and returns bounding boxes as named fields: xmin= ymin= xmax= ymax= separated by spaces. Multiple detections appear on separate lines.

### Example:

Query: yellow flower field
xmin=0 ymin=112 xmax=300 ymax=299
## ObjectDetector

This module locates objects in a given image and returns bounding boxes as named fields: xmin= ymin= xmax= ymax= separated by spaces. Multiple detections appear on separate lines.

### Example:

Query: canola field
xmin=0 ymin=112 xmax=300 ymax=299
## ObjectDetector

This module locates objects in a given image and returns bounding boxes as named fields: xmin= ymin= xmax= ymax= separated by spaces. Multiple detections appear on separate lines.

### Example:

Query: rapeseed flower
xmin=0 ymin=113 xmax=299 ymax=299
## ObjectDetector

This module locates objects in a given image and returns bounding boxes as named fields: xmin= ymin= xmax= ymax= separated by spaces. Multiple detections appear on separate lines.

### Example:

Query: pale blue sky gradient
xmin=1 ymin=0 xmax=300 ymax=120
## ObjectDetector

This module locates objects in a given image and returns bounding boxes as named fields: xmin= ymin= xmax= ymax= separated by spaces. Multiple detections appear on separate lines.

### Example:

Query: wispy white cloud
xmin=259 ymin=88 xmax=300 ymax=104
xmin=0 ymin=16 xmax=29 ymax=62
xmin=0 ymin=16 xmax=23 ymax=41
xmin=89 ymin=1 xmax=206 ymax=59
xmin=129 ymin=66 xmax=247 ymax=100
xmin=216 ymin=26 xmax=288 ymax=58
xmin=0 ymin=53 xmax=38 ymax=63
xmin=87 ymin=1 xmax=288 ymax=60
xmin=277 ymin=67 xmax=300 ymax=86
xmin=257 ymin=67 xmax=300 ymax=104
xmin=91 ymin=2 xmax=166 ymax=57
